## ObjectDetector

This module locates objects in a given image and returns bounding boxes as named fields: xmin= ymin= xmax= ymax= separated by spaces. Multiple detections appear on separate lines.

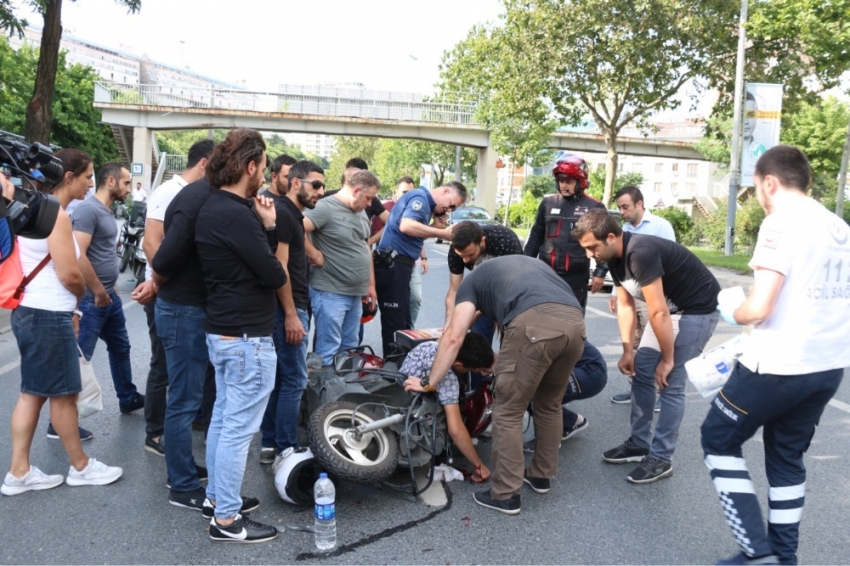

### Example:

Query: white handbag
xmin=76 ymin=346 xmax=103 ymax=418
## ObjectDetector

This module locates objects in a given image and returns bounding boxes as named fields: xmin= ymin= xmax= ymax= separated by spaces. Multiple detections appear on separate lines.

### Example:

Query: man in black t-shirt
xmin=574 ymin=209 xmax=720 ymax=485
xmin=407 ymin=255 xmax=585 ymax=515
xmin=258 ymin=160 xmax=325 ymax=468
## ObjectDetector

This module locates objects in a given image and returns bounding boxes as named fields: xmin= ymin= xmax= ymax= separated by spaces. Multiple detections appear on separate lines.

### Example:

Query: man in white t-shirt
xmin=609 ymin=185 xmax=676 ymax=405
xmin=130 ymin=139 xmax=214 ymax=456
xmin=132 ymin=182 xmax=147 ymax=202
xmin=701 ymin=145 xmax=850 ymax=566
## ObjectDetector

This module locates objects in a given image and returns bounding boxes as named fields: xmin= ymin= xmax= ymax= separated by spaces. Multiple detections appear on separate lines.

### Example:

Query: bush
xmin=652 ymin=207 xmax=696 ymax=245
xmin=700 ymin=198 xmax=765 ymax=253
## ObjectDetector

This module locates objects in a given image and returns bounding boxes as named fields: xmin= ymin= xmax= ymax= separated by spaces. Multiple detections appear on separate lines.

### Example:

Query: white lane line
xmin=586 ymin=306 xmax=616 ymax=319
xmin=429 ymin=248 xmax=447 ymax=257
xmin=0 ymin=299 xmax=139 ymax=376
xmin=828 ymin=398 xmax=850 ymax=413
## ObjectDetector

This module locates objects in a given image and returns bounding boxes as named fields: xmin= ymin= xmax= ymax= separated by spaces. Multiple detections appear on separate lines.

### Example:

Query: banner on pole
xmin=741 ymin=83 xmax=783 ymax=187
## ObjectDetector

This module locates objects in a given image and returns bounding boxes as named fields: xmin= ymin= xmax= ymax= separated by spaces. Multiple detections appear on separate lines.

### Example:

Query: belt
xmin=394 ymin=255 xmax=416 ymax=267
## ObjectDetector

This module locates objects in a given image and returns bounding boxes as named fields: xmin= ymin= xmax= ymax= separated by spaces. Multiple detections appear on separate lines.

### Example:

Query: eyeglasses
xmin=298 ymin=179 xmax=325 ymax=190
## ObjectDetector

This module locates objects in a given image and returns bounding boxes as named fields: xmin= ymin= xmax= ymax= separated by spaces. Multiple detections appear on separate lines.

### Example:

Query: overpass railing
xmin=94 ymin=82 xmax=480 ymax=126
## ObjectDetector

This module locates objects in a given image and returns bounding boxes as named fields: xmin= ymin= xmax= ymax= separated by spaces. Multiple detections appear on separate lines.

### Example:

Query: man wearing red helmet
xmin=524 ymin=154 xmax=608 ymax=310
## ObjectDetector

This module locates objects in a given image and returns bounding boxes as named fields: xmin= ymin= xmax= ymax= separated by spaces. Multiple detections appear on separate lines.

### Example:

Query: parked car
xmin=436 ymin=206 xmax=500 ymax=244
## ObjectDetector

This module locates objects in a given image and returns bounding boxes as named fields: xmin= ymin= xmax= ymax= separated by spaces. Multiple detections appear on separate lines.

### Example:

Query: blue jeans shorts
xmin=12 ymin=306 xmax=81 ymax=397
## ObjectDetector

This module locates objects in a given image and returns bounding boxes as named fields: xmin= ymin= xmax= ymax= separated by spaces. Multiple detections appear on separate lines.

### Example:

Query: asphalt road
xmin=1 ymin=241 xmax=848 ymax=565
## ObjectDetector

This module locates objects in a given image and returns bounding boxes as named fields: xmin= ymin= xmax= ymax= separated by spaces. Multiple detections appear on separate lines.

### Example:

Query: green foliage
xmin=587 ymin=170 xmax=644 ymax=201
xmin=522 ymin=175 xmax=554 ymax=199
xmin=652 ymin=207 xmax=697 ymax=245
xmin=694 ymin=115 xmax=733 ymax=167
xmin=324 ymin=137 xmax=382 ymax=191
xmin=700 ymin=198 xmax=765 ymax=252
xmin=441 ymin=0 xmax=738 ymax=208
xmin=0 ymin=37 xmax=118 ymax=166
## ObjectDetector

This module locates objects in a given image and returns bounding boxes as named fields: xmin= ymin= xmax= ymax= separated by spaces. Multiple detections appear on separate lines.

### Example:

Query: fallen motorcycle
xmin=302 ymin=340 xmax=493 ymax=497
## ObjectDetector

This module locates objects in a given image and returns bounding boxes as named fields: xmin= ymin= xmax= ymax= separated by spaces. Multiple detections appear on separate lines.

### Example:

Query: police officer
xmin=524 ymin=154 xmax=608 ymax=309
xmin=374 ymin=181 xmax=467 ymax=354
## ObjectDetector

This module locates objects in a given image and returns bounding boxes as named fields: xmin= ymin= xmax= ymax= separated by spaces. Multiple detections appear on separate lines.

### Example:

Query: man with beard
xmin=258 ymin=160 xmax=325 ymax=467
xmin=195 ymin=129 xmax=286 ymax=543
xmin=265 ymin=154 xmax=297 ymax=198
xmin=73 ymin=162 xmax=144 ymax=413
xmin=524 ymin=153 xmax=608 ymax=310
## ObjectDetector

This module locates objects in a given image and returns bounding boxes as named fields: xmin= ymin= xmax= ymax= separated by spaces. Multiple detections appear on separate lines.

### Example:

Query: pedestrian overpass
xmin=94 ymin=82 xmax=707 ymax=212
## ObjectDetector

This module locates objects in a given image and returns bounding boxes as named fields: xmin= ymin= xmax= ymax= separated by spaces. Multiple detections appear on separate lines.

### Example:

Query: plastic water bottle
xmin=314 ymin=473 xmax=336 ymax=551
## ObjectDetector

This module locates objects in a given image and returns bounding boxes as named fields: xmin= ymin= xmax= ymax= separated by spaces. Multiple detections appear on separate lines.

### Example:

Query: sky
xmin=13 ymin=0 xmax=504 ymax=94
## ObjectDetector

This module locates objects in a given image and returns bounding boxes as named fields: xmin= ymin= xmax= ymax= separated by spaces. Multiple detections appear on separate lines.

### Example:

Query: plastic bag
xmin=685 ymin=334 xmax=748 ymax=399
xmin=76 ymin=348 xmax=103 ymax=418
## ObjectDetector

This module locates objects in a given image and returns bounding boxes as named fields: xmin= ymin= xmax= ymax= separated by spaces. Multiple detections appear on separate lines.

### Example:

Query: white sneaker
xmin=66 ymin=458 xmax=123 ymax=487
xmin=1 ymin=466 xmax=64 ymax=496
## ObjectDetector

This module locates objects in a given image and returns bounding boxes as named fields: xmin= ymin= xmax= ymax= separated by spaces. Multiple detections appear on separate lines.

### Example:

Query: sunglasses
xmin=298 ymin=178 xmax=325 ymax=190
xmin=448 ymin=203 xmax=458 ymax=211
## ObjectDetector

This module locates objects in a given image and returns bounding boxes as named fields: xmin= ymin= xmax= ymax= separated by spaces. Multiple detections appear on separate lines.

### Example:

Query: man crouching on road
xmin=411 ymin=255 xmax=584 ymax=515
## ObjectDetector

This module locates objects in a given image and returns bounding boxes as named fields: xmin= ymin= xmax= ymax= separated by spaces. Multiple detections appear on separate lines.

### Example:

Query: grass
xmin=687 ymin=247 xmax=752 ymax=275
xmin=511 ymin=227 xmax=530 ymax=240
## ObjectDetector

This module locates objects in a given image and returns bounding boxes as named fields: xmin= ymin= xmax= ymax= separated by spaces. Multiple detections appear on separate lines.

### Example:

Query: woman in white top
xmin=1 ymin=149 xmax=123 ymax=496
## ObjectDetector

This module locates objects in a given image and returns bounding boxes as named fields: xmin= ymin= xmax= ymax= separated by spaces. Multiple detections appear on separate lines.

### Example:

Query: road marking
xmin=828 ymin=398 xmax=850 ymax=413
xmin=429 ymin=248 xmax=447 ymax=257
xmin=0 ymin=299 xmax=139 ymax=376
xmin=586 ymin=306 xmax=616 ymax=319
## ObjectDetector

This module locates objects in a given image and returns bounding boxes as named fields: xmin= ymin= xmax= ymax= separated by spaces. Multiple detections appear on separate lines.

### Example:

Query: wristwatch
xmin=419 ymin=377 xmax=436 ymax=392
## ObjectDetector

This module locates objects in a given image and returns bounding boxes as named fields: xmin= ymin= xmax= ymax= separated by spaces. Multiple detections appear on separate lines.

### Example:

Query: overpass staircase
xmin=110 ymin=125 xmax=186 ymax=189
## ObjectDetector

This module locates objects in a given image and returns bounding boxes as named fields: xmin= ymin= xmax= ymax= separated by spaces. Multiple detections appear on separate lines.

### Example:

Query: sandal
xmin=471 ymin=463 xmax=491 ymax=483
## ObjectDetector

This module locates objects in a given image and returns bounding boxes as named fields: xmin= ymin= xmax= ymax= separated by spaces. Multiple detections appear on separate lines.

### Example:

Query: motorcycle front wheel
xmin=308 ymin=400 xmax=399 ymax=484
xmin=119 ymin=246 xmax=132 ymax=273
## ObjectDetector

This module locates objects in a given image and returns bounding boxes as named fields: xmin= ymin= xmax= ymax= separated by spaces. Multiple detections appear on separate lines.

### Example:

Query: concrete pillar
xmin=131 ymin=126 xmax=153 ymax=195
xmin=476 ymin=146 xmax=498 ymax=215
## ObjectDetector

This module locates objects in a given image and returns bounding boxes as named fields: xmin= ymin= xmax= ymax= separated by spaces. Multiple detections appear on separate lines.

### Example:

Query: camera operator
xmin=2 ymin=148 xmax=123 ymax=497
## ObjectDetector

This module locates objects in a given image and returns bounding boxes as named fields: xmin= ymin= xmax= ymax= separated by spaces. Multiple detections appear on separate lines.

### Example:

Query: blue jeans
xmin=77 ymin=290 xmax=137 ymax=405
xmin=156 ymin=299 xmax=208 ymax=493
xmin=631 ymin=311 xmax=718 ymax=462
xmin=701 ymin=363 xmax=842 ymax=564
xmin=260 ymin=307 xmax=310 ymax=452
xmin=205 ymin=334 xmax=276 ymax=519
xmin=310 ymin=288 xmax=361 ymax=366
xmin=409 ymin=265 xmax=422 ymax=326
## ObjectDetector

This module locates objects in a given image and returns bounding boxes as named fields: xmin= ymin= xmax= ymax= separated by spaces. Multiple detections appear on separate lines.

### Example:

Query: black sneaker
xmin=611 ymin=390 xmax=631 ymax=404
xmin=602 ymin=438 xmax=649 ymax=464
xmin=46 ymin=423 xmax=93 ymax=441
xmin=168 ymin=486 xmax=206 ymax=511
xmin=202 ymin=496 xmax=260 ymax=520
xmin=119 ymin=393 xmax=145 ymax=414
xmin=144 ymin=436 xmax=165 ymax=456
xmin=523 ymin=473 xmax=550 ymax=494
xmin=562 ymin=415 xmax=588 ymax=441
xmin=209 ymin=513 xmax=278 ymax=543
xmin=715 ymin=552 xmax=779 ymax=565
xmin=472 ymin=489 xmax=521 ymax=515
xmin=626 ymin=456 xmax=673 ymax=484
xmin=166 ymin=464 xmax=208 ymax=489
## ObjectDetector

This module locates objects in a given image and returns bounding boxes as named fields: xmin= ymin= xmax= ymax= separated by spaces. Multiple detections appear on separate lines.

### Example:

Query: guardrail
xmin=94 ymin=82 xmax=480 ymax=126
xmin=165 ymin=154 xmax=188 ymax=172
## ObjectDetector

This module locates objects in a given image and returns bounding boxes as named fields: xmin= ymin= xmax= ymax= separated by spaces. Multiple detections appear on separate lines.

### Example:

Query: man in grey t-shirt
xmin=405 ymin=255 xmax=585 ymax=515
xmin=72 ymin=162 xmax=143 ymax=413
xmin=303 ymin=170 xmax=379 ymax=365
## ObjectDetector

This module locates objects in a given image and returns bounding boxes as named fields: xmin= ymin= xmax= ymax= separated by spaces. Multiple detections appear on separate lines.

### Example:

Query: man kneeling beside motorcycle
xmin=402 ymin=332 xmax=494 ymax=483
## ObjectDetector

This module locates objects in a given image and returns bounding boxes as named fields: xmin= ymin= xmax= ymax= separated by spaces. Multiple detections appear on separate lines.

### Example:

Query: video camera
xmin=0 ymin=136 xmax=63 ymax=239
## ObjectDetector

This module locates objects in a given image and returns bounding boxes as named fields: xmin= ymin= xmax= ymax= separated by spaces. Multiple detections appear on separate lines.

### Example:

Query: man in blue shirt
xmin=374 ymin=181 xmax=467 ymax=354
xmin=609 ymin=186 xmax=676 ymax=405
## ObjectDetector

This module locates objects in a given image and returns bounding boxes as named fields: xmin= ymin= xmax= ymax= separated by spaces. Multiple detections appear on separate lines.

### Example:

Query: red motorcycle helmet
xmin=361 ymin=297 xmax=377 ymax=324
xmin=552 ymin=153 xmax=589 ymax=190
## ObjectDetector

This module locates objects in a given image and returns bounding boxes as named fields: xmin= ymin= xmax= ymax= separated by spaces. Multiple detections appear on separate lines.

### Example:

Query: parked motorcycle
xmin=117 ymin=202 xmax=146 ymax=281
xmin=302 ymin=344 xmax=493 ymax=496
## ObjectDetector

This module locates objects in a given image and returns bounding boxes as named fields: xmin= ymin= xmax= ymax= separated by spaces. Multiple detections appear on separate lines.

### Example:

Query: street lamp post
xmin=725 ymin=0 xmax=748 ymax=256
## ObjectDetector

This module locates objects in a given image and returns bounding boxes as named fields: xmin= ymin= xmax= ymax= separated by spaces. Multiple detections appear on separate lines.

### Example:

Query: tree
xmin=371 ymin=139 xmax=476 ymax=193
xmin=522 ymin=174 xmax=554 ymax=200
xmin=0 ymin=36 xmax=118 ymax=166
xmin=0 ymin=0 xmax=141 ymax=145
xmin=587 ymin=170 xmax=644 ymax=202
xmin=441 ymin=0 xmax=738 ymax=209
xmin=324 ymin=136 xmax=381 ymax=190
